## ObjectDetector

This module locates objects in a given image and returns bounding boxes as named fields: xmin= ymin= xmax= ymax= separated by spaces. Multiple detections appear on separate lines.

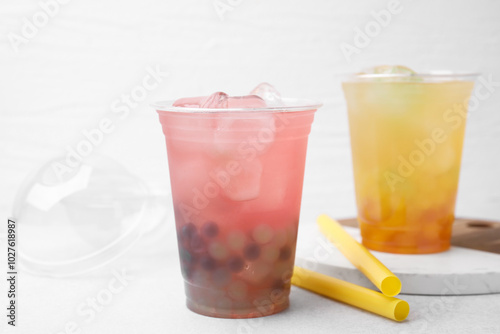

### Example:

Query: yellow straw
xmin=317 ymin=214 xmax=402 ymax=297
xmin=292 ymin=266 xmax=409 ymax=321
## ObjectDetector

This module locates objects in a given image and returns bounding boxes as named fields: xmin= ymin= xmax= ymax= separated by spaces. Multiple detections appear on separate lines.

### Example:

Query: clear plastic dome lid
xmin=11 ymin=155 xmax=156 ymax=277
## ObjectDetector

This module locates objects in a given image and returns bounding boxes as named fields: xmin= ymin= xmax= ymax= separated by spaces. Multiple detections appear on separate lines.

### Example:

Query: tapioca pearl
xmin=240 ymin=261 xmax=272 ymax=284
xmin=243 ymin=243 xmax=261 ymax=261
xmin=227 ymin=256 xmax=245 ymax=273
xmin=227 ymin=280 xmax=248 ymax=301
xmin=179 ymin=248 xmax=196 ymax=265
xmin=279 ymin=246 xmax=292 ymax=261
xmin=177 ymin=230 xmax=188 ymax=249
xmin=190 ymin=233 xmax=207 ymax=254
xmin=181 ymin=223 xmax=197 ymax=241
xmin=212 ymin=268 xmax=231 ymax=287
xmin=200 ymin=255 xmax=217 ymax=271
xmin=208 ymin=242 xmax=229 ymax=261
xmin=227 ymin=230 xmax=246 ymax=251
xmin=261 ymin=244 xmax=279 ymax=263
xmin=274 ymin=229 xmax=288 ymax=248
xmin=202 ymin=221 xmax=219 ymax=238
xmin=252 ymin=224 xmax=274 ymax=244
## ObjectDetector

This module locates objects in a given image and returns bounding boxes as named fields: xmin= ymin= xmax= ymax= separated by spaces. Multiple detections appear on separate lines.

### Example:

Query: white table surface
xmin=2 ymin=1 xmax=500 ymax=333
xmin=3 ymin=224 xmax=500 ymax=334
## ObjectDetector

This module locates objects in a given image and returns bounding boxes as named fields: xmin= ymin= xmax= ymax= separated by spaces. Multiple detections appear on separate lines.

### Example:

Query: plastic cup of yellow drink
xmin=342 ymin=68 xmax=477 ymax=254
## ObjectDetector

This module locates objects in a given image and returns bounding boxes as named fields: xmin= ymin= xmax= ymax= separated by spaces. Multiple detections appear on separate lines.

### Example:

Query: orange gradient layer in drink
xmin=343 ymin=69 xmax=475 ymax=254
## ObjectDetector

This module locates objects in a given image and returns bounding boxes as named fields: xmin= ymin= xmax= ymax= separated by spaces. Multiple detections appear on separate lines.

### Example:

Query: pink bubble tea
xmin=154 ymin=84 xmax=321 ymax=318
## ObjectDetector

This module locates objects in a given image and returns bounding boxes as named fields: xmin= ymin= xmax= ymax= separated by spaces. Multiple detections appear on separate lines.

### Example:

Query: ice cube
xmin=227 ymin=95 xmax=266 ymax=108
xmin=214 ymin=114 xmax=275 ymax=143
xmin=201 ymin=92 xmax=229 ymax=108
xmin=250 ymin=82 xmax=284 ymax=107
xmin=173 ymin=92 xmax=230 ymax=108
xmin=221 ymin=159 xmax=262 ymax=201
xmin=172 ymin=96 xmax=205 ymax=107
xmin=171 ymin=90 xmax=276 ymax=204
xmin=360 ymin=66 xmax=421 ymax=82
xmin=171 ymin=157 xmax=213 ymax=203
xmin=174 ymin=93 xmax=265 ymax=109
xmin=211 ymin=96 xmax=275 ymax=157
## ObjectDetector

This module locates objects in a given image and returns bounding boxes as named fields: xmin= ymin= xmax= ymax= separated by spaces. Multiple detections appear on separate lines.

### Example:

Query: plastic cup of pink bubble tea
xmin=154 ymin=85 xmax=321 ymax=318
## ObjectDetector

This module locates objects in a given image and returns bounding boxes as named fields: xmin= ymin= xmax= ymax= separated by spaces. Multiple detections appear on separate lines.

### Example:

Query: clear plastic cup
xmin=154 ymin=98 xmax=321 ymax=318
xmin=342 ymin=72 xmax=478 ymax=254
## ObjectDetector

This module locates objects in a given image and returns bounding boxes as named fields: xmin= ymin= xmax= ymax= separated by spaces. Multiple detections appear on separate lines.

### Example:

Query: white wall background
xmin=1 ymin=0 xmax=500 ymax=224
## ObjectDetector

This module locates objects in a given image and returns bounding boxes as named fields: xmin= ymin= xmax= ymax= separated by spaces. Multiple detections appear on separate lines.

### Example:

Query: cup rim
xmin=343 ymin=71 xmax=481 ymax=82
xmin=152 ymin=97 xmax=323 ymax=114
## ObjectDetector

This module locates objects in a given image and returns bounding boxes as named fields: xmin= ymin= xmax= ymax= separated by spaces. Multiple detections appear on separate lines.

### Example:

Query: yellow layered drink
xmin=342 ymin=67 xmax=476 ymax=254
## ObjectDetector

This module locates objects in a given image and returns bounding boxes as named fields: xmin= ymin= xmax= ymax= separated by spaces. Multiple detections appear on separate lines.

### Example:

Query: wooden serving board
xmin=295 ymin=218 xmax=500 ymax=295
xmin=338 ymin=218 xmax=500 ymax=254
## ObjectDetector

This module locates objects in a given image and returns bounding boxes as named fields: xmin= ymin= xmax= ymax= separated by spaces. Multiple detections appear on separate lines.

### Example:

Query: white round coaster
xmin=295 ymin=225 xmax=500 ymax=295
